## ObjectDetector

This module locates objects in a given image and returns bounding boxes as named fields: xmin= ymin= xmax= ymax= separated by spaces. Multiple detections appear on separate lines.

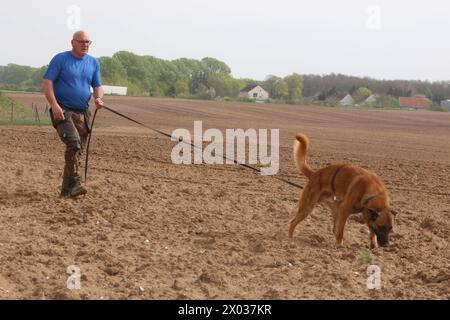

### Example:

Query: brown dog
xmin=288 ymin=133 xmax=395 ymax=248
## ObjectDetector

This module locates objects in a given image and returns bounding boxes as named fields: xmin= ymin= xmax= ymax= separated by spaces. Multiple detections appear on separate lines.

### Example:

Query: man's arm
xmin=93 ymin=86 xmax=105 ymax=109
xmin=42 ymin=79 xmax=65 ymax=121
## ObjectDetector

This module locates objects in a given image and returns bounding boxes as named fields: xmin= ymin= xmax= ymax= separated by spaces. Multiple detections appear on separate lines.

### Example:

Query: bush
xmin=214 ymin=96 xmax=233 ymax=102
xmin=429 ymin=105 xmax=448 ymax=112
xmin=237 ymin=96 xmax=253 ymax=103
xmin=326 ymin=98 xmax=339 ymax=107
xmin=374 ymin=95 xmax=399 ymax=109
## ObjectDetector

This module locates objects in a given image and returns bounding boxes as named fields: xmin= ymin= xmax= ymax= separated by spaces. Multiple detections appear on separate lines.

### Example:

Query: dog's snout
xmin=377 ymin=236 xmax=389 ymax=247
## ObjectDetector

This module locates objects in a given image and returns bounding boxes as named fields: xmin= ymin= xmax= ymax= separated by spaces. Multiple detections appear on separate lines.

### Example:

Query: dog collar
xmin=331 ymin=165 xmax=347 ymax=198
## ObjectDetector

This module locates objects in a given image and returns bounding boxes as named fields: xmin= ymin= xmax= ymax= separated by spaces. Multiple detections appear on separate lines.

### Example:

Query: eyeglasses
xmin=73 ymin=39 xmax=93 ymax=45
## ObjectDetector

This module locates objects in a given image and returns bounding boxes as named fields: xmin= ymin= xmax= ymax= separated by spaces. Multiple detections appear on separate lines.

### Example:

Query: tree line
xmin=301 ymin=73 xmax=450 ymax=104
xmin=0 ymin=52 xmax=449 ymax=104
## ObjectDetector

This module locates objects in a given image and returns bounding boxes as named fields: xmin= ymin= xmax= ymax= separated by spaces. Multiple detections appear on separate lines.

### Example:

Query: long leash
xmin=84 ymin=108 xmax=98 ymax=183
xmin=84 ymin=105 xmax=303 ymax=189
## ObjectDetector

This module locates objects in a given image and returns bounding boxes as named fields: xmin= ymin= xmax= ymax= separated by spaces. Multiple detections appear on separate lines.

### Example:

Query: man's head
xmin=71 ymin=31 xmax=92 ymax=58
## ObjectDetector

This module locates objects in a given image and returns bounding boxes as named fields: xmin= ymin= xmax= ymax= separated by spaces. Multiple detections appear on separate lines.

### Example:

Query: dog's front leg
xmin=368 ymin=228 xmax=377 ymax=249
xmin=334 ymin=206 xmax=351 ymax=246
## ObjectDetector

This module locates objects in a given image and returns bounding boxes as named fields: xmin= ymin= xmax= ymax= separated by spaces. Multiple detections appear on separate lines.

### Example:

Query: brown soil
xmin=0 ymin=93 xmax=449 ymax=300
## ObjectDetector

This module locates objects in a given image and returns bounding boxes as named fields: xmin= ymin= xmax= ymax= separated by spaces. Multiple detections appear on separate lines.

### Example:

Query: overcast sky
xmin=1 ymin=0 xmax=449 ymax=81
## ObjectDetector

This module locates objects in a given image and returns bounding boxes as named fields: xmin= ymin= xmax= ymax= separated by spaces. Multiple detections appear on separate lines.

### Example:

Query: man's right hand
xmin=52 ymin=106 xmax=65 ymax=121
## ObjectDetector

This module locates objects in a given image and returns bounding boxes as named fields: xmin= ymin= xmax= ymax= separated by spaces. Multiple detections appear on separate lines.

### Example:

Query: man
xmin=43 ymin=30 xmax=104 ymax=198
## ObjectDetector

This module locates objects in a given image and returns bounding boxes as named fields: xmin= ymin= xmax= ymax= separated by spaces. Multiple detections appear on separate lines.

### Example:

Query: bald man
xmin=43 ymin=31 xmax=104 ymax=198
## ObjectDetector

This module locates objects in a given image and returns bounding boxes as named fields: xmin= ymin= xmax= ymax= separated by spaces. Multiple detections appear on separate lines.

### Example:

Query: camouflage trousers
xmin=50 ymin=107 xmax=92 ymax=182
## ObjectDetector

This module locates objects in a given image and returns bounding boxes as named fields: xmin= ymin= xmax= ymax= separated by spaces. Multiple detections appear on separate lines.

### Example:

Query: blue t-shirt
xmin=43 ymin=51 xmax=102 ymax=110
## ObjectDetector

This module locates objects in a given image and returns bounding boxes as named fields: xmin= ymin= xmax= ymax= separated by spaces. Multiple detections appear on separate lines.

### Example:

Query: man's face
xmin=71 ymin=33 xmax=91 ymax=57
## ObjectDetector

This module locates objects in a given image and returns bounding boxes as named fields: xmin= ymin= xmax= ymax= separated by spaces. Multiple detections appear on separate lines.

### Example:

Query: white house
xmin=441 ymin=100 xmax=450 ymax=111
xmin=363 ymin=94 xmax=377 ymax=104
xmin=239 ymin=84 xmax=269 ymax=102
xmin=338 ymin=93 xmax=354 ymax=106
xmin=102 ymin=85 xmax=128 ymax=96
xmin=91 ymin=85 xmax=128 ymax=96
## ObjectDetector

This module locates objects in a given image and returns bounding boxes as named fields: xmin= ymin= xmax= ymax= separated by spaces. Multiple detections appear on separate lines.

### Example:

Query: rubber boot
xmin=60 ymin=166 xmax=73 ymax=198
xmin=60 ymin=147 xmax=87 ymax=198
xmin=69 ymin=174 xmax=87 ymax=197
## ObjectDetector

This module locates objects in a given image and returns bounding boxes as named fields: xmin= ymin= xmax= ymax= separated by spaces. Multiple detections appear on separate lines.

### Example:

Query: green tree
xmin=98 ymin=57 xmax=127 ymax=85
xmin=201 ymin=57 xmax=231 ymax=75
xmin=0 ymin=64 xmax=34 ymax=84
xmin=174 ymin=76 xmax=190 ymax=97
xmin=284 ymin=73 xmax=303 ymax=103
xmin=31 ymin=66 xmax=48 ymax=87
xmin=112 ymin=51 xmax=149 ymax=94
xmin=172 ymin=58 xmax=205 ymax=95
xmin=207 ymin=73 xmax=243 ymax=98
xmin=353 ymin=87 xmax=372 ymax=103
xmin=273 ymin=79 xmax=289 ymax=100
xmin=263 ymin=75 xmax=280 ymax=98
xmin=375 ymin=95 xmax=399 ymax=108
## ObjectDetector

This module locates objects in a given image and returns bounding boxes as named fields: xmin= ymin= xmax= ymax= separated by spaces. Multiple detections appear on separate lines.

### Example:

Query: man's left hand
xmin=95 ymin=97 xmax=104 ymax=109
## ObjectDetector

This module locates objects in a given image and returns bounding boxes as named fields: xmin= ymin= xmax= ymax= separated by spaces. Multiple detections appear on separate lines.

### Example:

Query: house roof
xmin=399 ymin=97 xmax=430 ymax=108
xmin=336 ymin=92 xmax=351 ymax=100
xmin=363 ymin=94 xmax=377 ymax=103
xmin=240 ymin=84 xmax=260 ymax=92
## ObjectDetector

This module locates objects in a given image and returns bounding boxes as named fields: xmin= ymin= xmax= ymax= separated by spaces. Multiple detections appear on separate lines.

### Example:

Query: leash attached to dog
xmin=84 ymin=105 xmax=304 ymax=189
xmin=84 ymin=108 xmax=98 ymax=183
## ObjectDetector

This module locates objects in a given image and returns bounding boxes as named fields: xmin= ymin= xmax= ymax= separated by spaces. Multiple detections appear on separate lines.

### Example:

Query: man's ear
xmin=367 ymin=208 xmax=379 ymax=221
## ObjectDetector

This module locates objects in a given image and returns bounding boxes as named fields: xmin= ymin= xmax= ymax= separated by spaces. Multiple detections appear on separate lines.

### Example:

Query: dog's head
xmin=362 ymin=194 xmax=396 ymax=247
xmin=364 ymin=207 xmax=396 ymax=247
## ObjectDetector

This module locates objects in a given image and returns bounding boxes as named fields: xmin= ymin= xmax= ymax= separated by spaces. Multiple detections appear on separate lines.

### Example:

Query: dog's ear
xmin=367 ymin=208 xmax=379 ymax=221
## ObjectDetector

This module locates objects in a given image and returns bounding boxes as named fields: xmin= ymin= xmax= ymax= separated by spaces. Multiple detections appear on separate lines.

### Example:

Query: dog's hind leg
xmin=289 ymin=203 xmax=314 ymax=238
xmin=325 ymin=200 xmax=340 ymax=234
xmin=288 ymin=186 xmax=318 ymax=238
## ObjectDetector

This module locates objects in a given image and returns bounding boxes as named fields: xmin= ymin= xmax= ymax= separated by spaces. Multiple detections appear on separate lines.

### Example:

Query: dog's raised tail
xmin=294 ymin=133 xmax=314 ymax=178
